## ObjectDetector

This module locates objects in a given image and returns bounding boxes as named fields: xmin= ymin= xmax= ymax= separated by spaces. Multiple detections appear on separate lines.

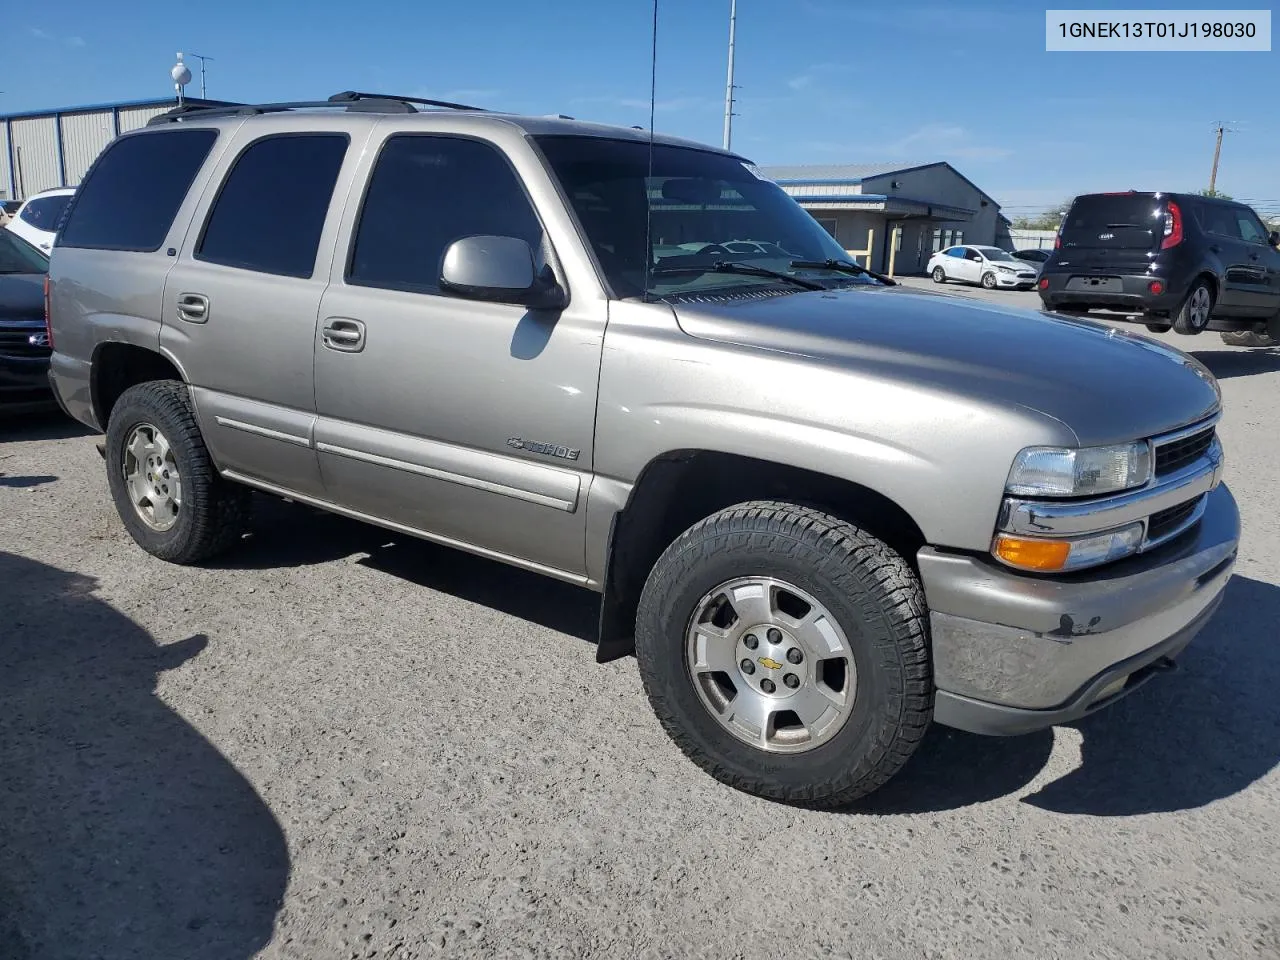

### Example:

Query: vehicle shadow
xmin=0 ymin=473 xmax=57 ymax=488
xmin=1190 ymin=348 xmax=1280 ymax=380
xmin=219 ymin=495 xmax=599 ymax=643
xmin=0 ymin=551 xmax=288 ymax=960
xmin=0 ymin=409 xmax=92 ymax=441
xmin=858 ymin=574 xmax=1280 ymax=816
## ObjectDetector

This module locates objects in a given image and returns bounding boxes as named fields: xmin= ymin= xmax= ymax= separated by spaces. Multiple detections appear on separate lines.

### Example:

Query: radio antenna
xmin=642 ymin=0 xmax=658 ymax=301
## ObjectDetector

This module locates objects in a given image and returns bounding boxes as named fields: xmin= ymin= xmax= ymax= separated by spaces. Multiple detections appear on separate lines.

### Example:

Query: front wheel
xmin=1172 ymin=281 xmax=1214 ymax=335
xmin=635 ymin=501 xmax=932 ymax=807
xmin=931 ymin=266 xmax=947 ymax=283
xmin=105 ymin=380 xmax=250 ymax=564
xmin=981 ymin=271 xmax=997 ymax=289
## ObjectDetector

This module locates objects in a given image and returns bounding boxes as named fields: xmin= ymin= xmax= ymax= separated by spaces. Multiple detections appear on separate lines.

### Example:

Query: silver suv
xmin=47 ymin=92 xmax=1239 ymax=806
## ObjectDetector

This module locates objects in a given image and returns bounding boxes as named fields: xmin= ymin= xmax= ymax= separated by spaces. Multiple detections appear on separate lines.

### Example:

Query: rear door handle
xmin=322 ymin=318 xmax=366 ymax=352
xmin=176 ymin=293 xmax=209 ymax=323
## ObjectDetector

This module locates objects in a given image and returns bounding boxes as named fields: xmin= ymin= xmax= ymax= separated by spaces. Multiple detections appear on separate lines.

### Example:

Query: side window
xmin=19 ymin=195 xmax=71 ymax=231
xmin=944 ymin=247 xmax=963 ymax=258
xmin=965 ymin=248 xmax=982 ymax=261
xmin=59 ymin=129 xmax=218 ymax=251
xmin=197 ymin=134 xmax=348 ymax=278
xmin=815 ymin=218 xmax=838 ymax=240
xmin=1200 ymin=204 xmax=1239 ymax=239
xmin=1236 ymin=211 xmax=1267 ymax=245
xmin=348 ymin=135 xmax=544 ymax=293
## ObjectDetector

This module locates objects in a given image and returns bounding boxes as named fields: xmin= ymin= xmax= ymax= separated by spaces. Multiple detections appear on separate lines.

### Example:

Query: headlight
xmin=1006 ymin=443 xmax=1152 ymax=497
xmin=996 ymin=265 xmax=1015 ymax=274
xmin=993 ymin=522 xmax=1145 ymax=573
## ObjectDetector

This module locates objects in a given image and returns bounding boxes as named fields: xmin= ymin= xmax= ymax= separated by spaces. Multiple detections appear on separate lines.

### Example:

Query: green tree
xmin=1010 ymin=199 xmax=1073 ymax=231
xmin=1199 ymin=187 xmax=1233 ymax=200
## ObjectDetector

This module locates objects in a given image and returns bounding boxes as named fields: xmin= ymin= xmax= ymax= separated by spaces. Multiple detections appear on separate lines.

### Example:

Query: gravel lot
xmin=3 ymin=289 xmax=1279 ymax=959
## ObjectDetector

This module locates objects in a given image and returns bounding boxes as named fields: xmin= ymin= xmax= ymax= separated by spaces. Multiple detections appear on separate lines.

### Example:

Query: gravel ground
xmin=2 ymin=298 xmax=1279 ymax=959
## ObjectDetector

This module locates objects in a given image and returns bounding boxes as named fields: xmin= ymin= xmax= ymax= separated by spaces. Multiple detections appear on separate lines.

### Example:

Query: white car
xmin=4 ymin=187 xmax=76 ymax=254
xmin=928 ymin=244 xmax=1038 ymax=290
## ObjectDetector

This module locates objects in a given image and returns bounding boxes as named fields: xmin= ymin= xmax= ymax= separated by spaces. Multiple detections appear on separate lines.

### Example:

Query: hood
xmin=0 ymin=273 xmax=45 ymax=323
xmin=991 ymin=260 xmax=1037 ymax=273
xmin=672 ymin=285 xmax=1220 ymax=446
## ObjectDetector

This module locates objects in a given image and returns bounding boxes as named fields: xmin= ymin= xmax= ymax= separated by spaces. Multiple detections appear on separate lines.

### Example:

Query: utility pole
xmin=722 ymin=0 xmax=737 ymax=150
xmin=190 ymin=53 xmax=214 ymax=99
xmin=1208 ymin=124 xmax=1225 ymax=194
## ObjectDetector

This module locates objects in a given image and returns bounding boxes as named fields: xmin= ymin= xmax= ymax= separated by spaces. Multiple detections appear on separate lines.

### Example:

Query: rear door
xmin=1231 ymin=205 xmax=1280 ymax=317
xmin=1194 ymin=201 xmax=1260 ymax=316
xmin=159 ymin=119 xmax=368 ymax=498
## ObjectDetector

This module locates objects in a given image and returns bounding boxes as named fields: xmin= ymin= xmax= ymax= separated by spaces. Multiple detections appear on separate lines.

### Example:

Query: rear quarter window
xmin=18 ymin=195 xmax=72 ymax=232
xmin=59 ymin=129 xmax=219 ymax=252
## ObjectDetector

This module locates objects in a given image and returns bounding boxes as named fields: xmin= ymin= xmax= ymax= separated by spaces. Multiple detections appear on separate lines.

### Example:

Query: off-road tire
xmin=105 ymin=380 xmax=250 ymax=564
xmin=1220 ymin=330 xmax=1279 ymax=348
xmin=981 ymin=271 xmax=997 ymax=289
xmin=931 ymin=266 xmax=947 ymax=283
xmin=635 ymin=501 xmax=932 ymax=808
xmin=1172 ymin=280 xmax=1214 ymax=335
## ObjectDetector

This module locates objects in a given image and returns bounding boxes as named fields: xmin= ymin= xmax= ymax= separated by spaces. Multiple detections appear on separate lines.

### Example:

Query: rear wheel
xmin=105 ymin=380 xmax=250 ymax=564
xmin=635 ymin=501 xmax=932 ymax=807
xmin=1172 ymin=281 xmax=1214 ymax=335
xmin=981 ymin=271 xmax=997 ymax=290
xmin=931 ymin=266 xmax=947 ymax=283
xmin=1220 ymin=330 xmax=1279 ymax=348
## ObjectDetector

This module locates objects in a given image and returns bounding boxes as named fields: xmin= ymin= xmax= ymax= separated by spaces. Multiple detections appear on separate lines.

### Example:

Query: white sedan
xmin=4 ymin=187 xmax=75 ymax=254
xmin=927 ymin=244 xmax=1039 ymax=290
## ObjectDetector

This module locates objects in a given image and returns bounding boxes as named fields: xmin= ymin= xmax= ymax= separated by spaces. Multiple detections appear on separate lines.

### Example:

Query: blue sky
xmin=5 ymin=0 xmax=1277 ymax=217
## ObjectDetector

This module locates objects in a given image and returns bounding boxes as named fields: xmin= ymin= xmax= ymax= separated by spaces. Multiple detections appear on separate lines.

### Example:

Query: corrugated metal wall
xmin=117 ymin=104 xmax=170 ymax=132
xmin=0 ymin=124 xmax=11 ymax=200
xmin=60 ymin=110 xmax=117 ymax=184
xmin=10 ymin=116 xmax=60 ymax=197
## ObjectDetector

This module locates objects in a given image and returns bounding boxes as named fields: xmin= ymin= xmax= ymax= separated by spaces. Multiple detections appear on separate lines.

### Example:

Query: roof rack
xmin=148 ymin=90 xmax=488 ymax=126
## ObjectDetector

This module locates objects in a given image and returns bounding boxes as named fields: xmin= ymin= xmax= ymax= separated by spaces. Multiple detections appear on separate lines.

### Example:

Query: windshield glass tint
xmin=534 ymin=136 xmax=860 ymax=298
xmin=1060 ymin=194 xmax=1162 ymax=249
xmin=0 ymin=230 xmax=49 ymax=273
xmin=978 ymin=247 xmax=1016 ymax=261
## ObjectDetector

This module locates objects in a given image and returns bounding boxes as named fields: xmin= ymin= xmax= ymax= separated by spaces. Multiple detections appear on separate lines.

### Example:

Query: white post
xmin=722 ymin=0 xmax=737 ymax=150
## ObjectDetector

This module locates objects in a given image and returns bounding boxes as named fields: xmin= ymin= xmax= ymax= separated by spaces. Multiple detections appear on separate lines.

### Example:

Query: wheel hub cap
xmin=123 ymin=423 xmax=182 ymax=532
xmin=685 ymin=577 xmax=857 ymax=754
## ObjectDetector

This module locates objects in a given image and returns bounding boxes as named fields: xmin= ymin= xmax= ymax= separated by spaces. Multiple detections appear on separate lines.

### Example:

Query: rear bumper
xmin=1039 ymin=273 xmax=1185 ymax=314
xmin=47 ymin=352 xmax=99 ymax=430
xmin=919 ymin=483 xmax=1239 ymax=735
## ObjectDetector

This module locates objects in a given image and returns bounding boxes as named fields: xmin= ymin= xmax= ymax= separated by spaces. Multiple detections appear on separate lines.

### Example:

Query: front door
xmin=312 ymin=133 xmax=604 ymax=579
xmin=161 ymin=126 xmax=362 ymax=499
xmin=1232 ymin=206 xmax=1280 ymax=317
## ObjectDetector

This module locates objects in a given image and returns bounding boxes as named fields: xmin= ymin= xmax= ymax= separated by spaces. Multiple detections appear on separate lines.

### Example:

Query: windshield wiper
xmin=649 ymin=261 xmax=825 ymax=292
xmin=789 ymin=258 xmax=896 ymax=286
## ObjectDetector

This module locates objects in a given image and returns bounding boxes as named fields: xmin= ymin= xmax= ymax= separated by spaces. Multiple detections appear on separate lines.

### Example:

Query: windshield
xmin=977 ymin=247 xmax=1017 ymax=262
xmin=0 ymin=229 xmax=50 ymax=274
xmin=534 ymin=136 xmax=875 ymax=299
xmin=1060 ymin=194 xmax=1162 ymax=250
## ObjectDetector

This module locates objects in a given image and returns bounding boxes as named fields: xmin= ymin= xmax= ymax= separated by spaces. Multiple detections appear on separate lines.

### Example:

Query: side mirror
xmin=440 ymin=235 xmax=566 ymax=309
xmin=1269 ymin=231 xmax=1280 ymax=248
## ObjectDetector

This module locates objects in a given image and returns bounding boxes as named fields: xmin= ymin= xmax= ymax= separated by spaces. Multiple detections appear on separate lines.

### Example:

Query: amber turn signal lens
xmin=992 ymin=535 xmax=1071 ymax=572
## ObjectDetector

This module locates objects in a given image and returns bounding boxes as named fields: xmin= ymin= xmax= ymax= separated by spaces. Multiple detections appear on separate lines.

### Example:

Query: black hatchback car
xmin=0 ymin=229 xmax=54 ymax=413
xmin=1037 ymin=192 xmax=1280 ymax=337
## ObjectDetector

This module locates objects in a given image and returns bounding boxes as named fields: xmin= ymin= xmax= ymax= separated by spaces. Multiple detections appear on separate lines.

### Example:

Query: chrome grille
xmin=1154 ymin=425 xmax=1215 ymax=476
xmin=1146 ymin=495 xmax=1205 ymax=546
xmin=0 ymin=330 xmax=51 ymax=359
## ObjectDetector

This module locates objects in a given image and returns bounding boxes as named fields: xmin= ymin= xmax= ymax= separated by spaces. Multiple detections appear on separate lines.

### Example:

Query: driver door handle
xmin=322 ymin=317 xmax=366 ymax=352
xmin=177 ymin=293 xmax=209 ymax=323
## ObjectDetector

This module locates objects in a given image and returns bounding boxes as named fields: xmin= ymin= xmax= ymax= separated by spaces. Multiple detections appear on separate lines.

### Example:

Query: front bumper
xmin=919 ymin=483 xmax=1239 ymax=735
xmin=995 ymin=272 xmax=1037 ymax=288
xmin=0 ymin=354 xmax=55 ymax=413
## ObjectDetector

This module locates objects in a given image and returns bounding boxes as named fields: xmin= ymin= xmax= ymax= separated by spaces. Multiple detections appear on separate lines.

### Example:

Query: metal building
xmin=1 ymin=97 xmax=232 ymax=200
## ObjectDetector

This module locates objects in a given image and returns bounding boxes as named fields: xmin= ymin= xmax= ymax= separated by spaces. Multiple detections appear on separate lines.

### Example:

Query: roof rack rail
xmin=147 ymin=90 xmax=487 ymax=126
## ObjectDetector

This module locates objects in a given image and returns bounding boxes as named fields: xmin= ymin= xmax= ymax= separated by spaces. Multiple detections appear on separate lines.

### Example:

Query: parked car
xmin=1013 ymin=248 xmax=1051 ymax=267
xmin=1037 ymin=191 xmax=1280 ymax=342
xmin=0 ymin=199 xmax=22 ymax=227
xmin=5 ymin=187 xmax=76 ymax=253
xmin=48 ymin=93 xmax=1237 ymax=807
xmin=0 ymin=229 xmax=54 ymax=413
xmin=928 ymin=245 xmax=1039 ymax=289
